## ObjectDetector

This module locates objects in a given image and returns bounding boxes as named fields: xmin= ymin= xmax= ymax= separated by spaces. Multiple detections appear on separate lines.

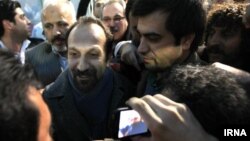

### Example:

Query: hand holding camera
xmin=112 ymin=107 xmax=150 ymax=139
xmin=124 ymin=94 xmax=218 ymax=141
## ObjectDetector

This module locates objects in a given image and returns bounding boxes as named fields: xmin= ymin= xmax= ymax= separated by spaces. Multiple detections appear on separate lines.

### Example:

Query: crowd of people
xmin=1 ymin=0 xmax=250 ymax=141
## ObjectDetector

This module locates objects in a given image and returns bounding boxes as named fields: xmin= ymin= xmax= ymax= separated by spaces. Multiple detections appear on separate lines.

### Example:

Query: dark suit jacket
xmin=43 ymin=69 xmax=135 ymax=141
xmin=25 ymin=42 xmax=62 ymax=87
xmin=27 ymin=37 xmax=44 ymax=49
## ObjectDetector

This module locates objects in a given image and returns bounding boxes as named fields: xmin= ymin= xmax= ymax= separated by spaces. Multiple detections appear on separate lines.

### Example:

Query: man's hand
xmin=126 ymin=94 xmax=218 ymax=141
xmin=119 ymin=42 xmax=142 ymax=71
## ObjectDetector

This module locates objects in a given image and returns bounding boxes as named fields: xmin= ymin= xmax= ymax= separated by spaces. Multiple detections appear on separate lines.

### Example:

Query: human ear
xmin=181 ymin=33 xmax=195 ymax=50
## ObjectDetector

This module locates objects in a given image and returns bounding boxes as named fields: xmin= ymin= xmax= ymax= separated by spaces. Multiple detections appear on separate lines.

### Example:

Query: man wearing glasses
xmin=101 ymin=0 xmax=128 ymax=45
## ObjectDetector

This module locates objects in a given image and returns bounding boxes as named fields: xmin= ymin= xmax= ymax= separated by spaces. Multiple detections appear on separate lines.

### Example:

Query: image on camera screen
xmin=118 ymin=109 xmax=148 ymax=138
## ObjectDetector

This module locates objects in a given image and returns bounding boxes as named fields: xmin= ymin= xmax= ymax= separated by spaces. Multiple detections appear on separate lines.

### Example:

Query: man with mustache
xmin=43 ymin=16 xmax=134 ymax=141
xmin=101 ymin=0 xmax=128 ymax=48
xmin=201 ymin=3 xmax=250 ymax=72
xmin=26 ymin=0 xmax=76 ymax=87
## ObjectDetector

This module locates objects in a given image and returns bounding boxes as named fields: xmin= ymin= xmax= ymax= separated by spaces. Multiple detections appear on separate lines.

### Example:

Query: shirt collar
xmin=21 ymin=39 xmax=31 ymax=50
xmin=0 ymin=40 xmax=7 ymax=49
xmin=0 ymin=39 xmax=31 ymax=51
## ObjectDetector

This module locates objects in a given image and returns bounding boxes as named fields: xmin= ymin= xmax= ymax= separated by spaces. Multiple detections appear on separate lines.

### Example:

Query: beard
xmin=51 ymin=35 xmax=67 ymax=52
xmin=205 ymin=45 xmax=239 ymax=65
xmin=71 ymin=68 xmax=99 ymax=93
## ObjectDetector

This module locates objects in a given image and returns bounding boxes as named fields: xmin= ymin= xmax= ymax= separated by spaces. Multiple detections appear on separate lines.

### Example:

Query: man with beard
xmin=26 ymin=0 xmax=76 ymax=87
xmin=43 ymin=16 xmax=134 ymax=141
xmin=0 ymin=0 xmax=38 ymax=64
xmin=201 ymin=3 xmax=250 ymax=72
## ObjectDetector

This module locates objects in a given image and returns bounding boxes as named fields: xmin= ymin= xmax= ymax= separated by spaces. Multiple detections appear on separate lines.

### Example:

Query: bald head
xmin=42 ymin=1 xmax=76 ymax=25
xmin=42 ymin=1 xmax=76 ymax=52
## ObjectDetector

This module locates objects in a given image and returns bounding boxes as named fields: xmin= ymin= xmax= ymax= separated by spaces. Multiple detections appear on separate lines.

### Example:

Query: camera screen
xmin=118 ymin=109 xmax=148 ymax=138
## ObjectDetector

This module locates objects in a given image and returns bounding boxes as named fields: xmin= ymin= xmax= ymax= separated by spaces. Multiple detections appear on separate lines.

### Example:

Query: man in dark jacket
xmin=26 ymin=0 xmax=76 ymax=87
xmin=131 ymin=0 xmax=206 ymax=96
xmin=43 ymin=16 xmax=134 ymax=141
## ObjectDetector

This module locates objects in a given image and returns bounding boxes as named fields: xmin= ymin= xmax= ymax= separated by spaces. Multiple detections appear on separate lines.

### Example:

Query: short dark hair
xmin=0 ymin=0 xmax=21 ymax=37
xmin=66 ymin=16 xmax=113 ymax=61
xmin=0 ymin=49 xmax=41 ymax=141
xmin=162 ymin=65 xmax=250 ymax=138
xmin=125 ymin=0 xmax=137 ymax=21
xmin=132 ymin=0 xmax=206 ymax=52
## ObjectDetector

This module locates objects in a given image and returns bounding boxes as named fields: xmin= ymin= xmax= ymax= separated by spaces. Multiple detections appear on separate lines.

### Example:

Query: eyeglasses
xmin=102 ymin=16 xmax=125 ymax=23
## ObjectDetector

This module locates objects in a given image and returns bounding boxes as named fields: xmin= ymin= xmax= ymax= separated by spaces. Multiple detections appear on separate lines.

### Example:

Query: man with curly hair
xmin=201 ymin=3 xmax=250 ymax=72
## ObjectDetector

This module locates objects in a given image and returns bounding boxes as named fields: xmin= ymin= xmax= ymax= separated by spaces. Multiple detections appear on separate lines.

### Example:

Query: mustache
xmin=110 ymin=26 xmax=119 ymax=33
xmin=72 ymin=69 xmax=96 ymax=77
xmin=206 ymin=45 xmax=225 ymax=55
xmin=51 ymin=35 xmax=65 ymax=43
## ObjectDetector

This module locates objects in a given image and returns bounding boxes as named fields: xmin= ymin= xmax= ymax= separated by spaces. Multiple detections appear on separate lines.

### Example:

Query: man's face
xmin=12 ymin=8 xmax=32 ymax=40
xmin=102 ymin=2 xmax=128 ymax=41
xmin=94 ymin=0 xmax=107 ymax=18
xmin=67 ymin=23 xmax=107 ymax=92
xmin=205 ymin=26 xmax=242 ymax=64
xmin=42 ymin=3 xmax=75 ymax=52
xmin=137 ymin=11 xmax=184 ymax=71
xmin=28 ymin=86 xmax=52 ymax=141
